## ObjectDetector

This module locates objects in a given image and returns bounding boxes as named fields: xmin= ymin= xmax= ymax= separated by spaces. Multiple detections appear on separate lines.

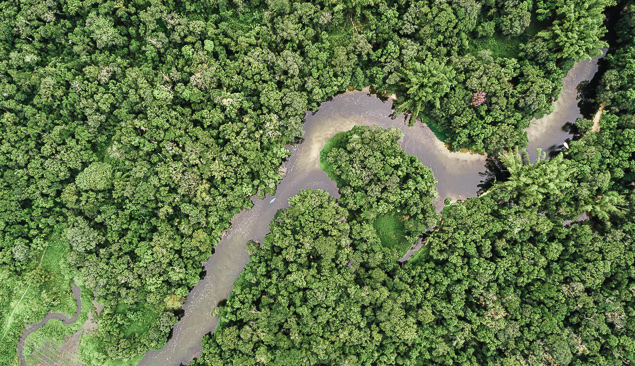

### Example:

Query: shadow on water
xmin=477 ymin=156 xmax=510 ymax=195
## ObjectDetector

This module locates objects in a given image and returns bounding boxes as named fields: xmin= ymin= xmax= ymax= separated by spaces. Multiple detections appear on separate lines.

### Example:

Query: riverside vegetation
xmin=0 ymin=0 xmax=628 ymax=365
xmin=194 ymin=3 xmax=635 ymax=365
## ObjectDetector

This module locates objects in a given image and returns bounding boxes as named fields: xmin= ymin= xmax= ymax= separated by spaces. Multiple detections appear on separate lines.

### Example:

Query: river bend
xmin=137 ymin=52 xmax=604 ymax=366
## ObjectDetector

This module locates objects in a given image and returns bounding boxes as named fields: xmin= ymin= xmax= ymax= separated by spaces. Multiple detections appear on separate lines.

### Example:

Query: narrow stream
xmin=138 ymin=50 xmax=603 ymax=366
xmin=16 ymin=283 xmax=81 ymax=366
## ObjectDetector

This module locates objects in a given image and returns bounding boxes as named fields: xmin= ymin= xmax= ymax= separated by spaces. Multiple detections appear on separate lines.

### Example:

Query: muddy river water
xmin=135 ymin=50 xmax=604 ymax=366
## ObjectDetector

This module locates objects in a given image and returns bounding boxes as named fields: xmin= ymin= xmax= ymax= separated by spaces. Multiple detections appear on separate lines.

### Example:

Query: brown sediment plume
xmin=592 ymin=102 xmax=604 ymax=133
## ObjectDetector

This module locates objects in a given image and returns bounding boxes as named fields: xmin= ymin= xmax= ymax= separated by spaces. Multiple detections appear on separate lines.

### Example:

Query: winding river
xmin=137 ymin=51 xmax=604 ymax=366
xmin=141 ymin=53 xmax=605 ymax=366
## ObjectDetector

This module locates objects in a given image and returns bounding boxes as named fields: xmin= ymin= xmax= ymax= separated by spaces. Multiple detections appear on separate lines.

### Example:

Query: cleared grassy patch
xmin=0 ymin=228 xmax=78 ymax=365
xmin=40 ymin=232 xmax=77 ymax=317
xmin=23 ymin=283 xmax=92 ymax=366
xmin=470 ymin=33 xmax=523 ymax=59
xmin=372 ymin=214 xmax=413 ymax=256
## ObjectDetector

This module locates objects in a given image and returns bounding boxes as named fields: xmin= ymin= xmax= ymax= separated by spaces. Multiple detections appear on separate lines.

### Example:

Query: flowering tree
xmin=471 ymin=92 xmax=487 ymax=107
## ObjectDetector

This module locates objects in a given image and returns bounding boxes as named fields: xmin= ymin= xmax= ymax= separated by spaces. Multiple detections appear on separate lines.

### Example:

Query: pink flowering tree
xmin=471 ymin=92 xmax=487 ymax=107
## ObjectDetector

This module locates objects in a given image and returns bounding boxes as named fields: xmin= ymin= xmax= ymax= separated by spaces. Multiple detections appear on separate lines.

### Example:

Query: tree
xmin=500 ymin=149 xmax=573 ymax=208
xmin=536 ymin=0 xmax=614 ymax=60
xmin=66 ymin=218 xmax=105 ymax=253
xmin=75 ymin=162 xmax=113 ymax=191
xmin=396 ymin=56 xmax=457 ymax=115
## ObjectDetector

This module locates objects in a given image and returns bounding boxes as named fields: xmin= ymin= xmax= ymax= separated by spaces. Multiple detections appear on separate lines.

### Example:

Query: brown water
xmin=138 ymin=53 xmax=604 ymax=366
xmin=137 ymin=91 xmax=490 ymax=366
xmin=525 ymin=50 xmax=606 ymax=161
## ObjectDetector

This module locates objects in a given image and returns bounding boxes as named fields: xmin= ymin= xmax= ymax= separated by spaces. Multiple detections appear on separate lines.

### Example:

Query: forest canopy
xmin=321 ymin=126 xmax=438 ymax=255
xmin=0 ymin=0 xmax=627 ymax=364
xmin=194 ymin=2 xmax=635 ymax=364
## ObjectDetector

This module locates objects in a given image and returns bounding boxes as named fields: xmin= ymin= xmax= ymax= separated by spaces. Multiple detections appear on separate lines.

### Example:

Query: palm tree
xmin=500 ymin=149 xmax=573 ymax=207
xmin=395 ymin=57 xmax=456 ymax=121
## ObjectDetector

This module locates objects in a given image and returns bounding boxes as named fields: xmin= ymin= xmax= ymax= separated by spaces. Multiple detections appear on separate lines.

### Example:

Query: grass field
xmin=0 ymin=228 xmax=78 ymax=365
xmin=470 ymin=33 xmax=523 ymax=59
xmin=372 ymin=214 xmax=414 ymax=257
xmin=407 ymin=241 xmax=431 ymax=266
xmin=23 ymin=282 xmax=92 ymax=366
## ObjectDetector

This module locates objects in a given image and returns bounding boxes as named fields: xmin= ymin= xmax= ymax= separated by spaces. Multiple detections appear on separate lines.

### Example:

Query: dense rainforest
xmin=0 ymin=0 xmax=627 ymax=364
xmin=195 ymin=2 xmax=635 ymax=365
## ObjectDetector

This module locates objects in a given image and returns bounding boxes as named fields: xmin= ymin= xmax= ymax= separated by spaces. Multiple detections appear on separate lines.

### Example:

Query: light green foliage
xmin=371 ymin=214 xmax=410 ymax=254
xmin=66 ymin=218 xmax=105 ymax=253
xmin=365 ymin=0 xmax=605 ymax=153
xmin=396 ymin=56 xmax=457 ymax=113
xmin=497 ymin=0 xmax=533 ymax=36
xmin=501 ymin=149 xmax=573 ymax=207
xmin=23 ymin=284 xmax=91 ymax=366
xmin=470 ymin=35 xmax=522 ymax=59
xmin=0 ymin=231 xmax=77 ymax=365
xmin=500 ymin=148 xmax=625 ymax=220
xmin=85 ymin=15 xmax=123 ymax=49
xmin=75 ymin=163 xmax=113 ymax=191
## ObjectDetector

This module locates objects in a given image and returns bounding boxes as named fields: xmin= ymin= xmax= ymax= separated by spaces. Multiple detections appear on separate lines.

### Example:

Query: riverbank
xmin=17 ymin=48 xmax=603 ymax=366
xmin=592 ymin=102 xmax=605 ymax=132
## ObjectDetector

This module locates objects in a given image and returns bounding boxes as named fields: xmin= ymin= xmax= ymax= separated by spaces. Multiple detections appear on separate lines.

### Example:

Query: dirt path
xmin=16 ymin=283 xmax=82 ymax=366
xmin=592 ymin=102 xmax=605 ymax=132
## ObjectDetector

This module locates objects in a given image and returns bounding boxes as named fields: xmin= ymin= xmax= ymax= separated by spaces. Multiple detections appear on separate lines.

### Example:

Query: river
xmin=136 ymin=50 xmax=604 ymax=366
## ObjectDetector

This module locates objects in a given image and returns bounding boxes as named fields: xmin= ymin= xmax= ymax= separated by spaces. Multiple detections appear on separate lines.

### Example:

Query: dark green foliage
xmin=318 ymin=131 xmax=348 ymax=187
xmin=416 ymin=192 xmax=635 ymax=364
xmin=364 ymin=0 xmax=613 ymax=153
xmin=196 ymin=3 xmax=635 ymax=365
xmin=597 ymin=5 xmax=635 ymax=114
xmin=196 ymin=167 xmax=635 ymax=364
xmin=0 ymin=0 xmax=625 ymax=363
xmin=536 ymin=0 xmax=615 ymax=59
xmin=194 ymin=189 xmax=427 ymax=365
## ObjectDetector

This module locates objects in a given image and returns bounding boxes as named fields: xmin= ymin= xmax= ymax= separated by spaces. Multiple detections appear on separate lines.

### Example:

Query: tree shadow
xmin=477 ymin=156 xmax=510 ymax=195
xmin=577 ymin=49 xmax=610 ymax=118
